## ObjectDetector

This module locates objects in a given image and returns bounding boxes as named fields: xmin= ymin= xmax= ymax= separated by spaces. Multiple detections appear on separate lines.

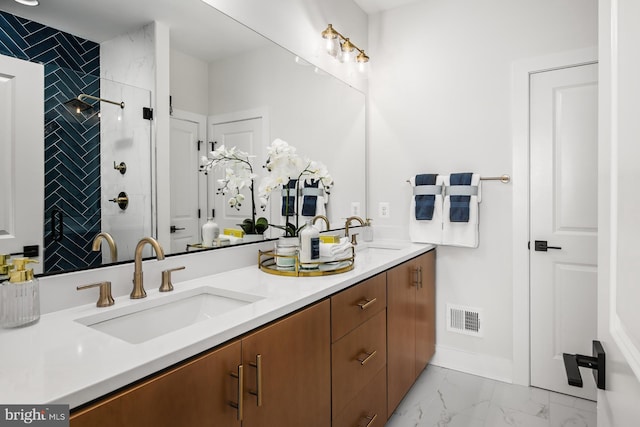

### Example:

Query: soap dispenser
xmin=363 ymin=218 xmax=374 ymax=242
xmin=1 ymin=258 xmax=40 ymax=328
xmin=0 ymin=254 xmax=12 ymax=283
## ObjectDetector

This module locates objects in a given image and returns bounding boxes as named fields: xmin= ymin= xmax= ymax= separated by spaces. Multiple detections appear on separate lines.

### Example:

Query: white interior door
xmin=208 ymin=117 xmax=263 ymax=232
xmin=530 ymin=63 xmax=598 ymax=400
xmin=0 ymin=55 xmax=44 ymax=272
xmin=597 ymin=1 xmax=640 ymax=425
xmin=169 ymin=113 xmax=206 ymax=252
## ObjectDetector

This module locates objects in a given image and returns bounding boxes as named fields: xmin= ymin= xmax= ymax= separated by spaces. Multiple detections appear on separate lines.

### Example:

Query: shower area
xmin=45 ymin=67 xmax=152 ymax=272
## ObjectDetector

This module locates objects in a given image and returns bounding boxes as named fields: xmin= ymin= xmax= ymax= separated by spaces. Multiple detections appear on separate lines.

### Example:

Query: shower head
xmin=64 ymin=94 xmax=125 ymax=113
xmin=64 ymin=97 xmax=94 ymax=113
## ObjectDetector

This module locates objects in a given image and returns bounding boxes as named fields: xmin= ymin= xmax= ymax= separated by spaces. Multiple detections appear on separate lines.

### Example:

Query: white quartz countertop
xmin=0 ymin=241 xmax=434 ymax=409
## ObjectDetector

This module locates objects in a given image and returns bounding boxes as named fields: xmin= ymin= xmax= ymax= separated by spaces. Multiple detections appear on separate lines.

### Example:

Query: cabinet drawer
xmin=331 ymin=273 xmax=386 ymax=342
xmin=332 ymin=309 xmax=386 ymax=416
xmin=332 ymin=367 xmax=386 ymax=427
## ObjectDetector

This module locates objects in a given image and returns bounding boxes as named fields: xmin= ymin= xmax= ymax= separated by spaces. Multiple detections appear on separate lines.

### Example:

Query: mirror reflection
xmin=0 ymin=0 xmax=366 ymax=275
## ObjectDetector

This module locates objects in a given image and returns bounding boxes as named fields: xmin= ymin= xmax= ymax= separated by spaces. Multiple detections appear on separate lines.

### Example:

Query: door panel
xmin=209 ymin=118 xmax=263 ymax=232
xmin=530 ymin=63 xmax=598 ymax=400
xmin=0 ymin=55 xmax=44 ymax=272
xmin=169 ymin=115 xmax=205 ymax=252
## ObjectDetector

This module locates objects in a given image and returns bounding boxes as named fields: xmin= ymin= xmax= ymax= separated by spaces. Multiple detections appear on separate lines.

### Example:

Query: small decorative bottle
xmin=299 ymin=219 xmax=320 ymax=265
xmin=202 ymin=218 xmax=220 ymax=247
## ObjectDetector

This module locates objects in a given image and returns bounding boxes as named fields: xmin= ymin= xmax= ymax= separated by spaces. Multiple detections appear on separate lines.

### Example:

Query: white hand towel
xmin=442 ymin=173 xmax=481 ymax=248
xmin=330 ymin=238 xmax=353 ymax=255
xmin=409 ymin=175 xmax=444 ymax=244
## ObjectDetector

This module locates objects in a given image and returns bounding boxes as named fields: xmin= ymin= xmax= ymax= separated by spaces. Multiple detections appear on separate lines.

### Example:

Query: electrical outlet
xmin=379 ymin=202 xmax=390 ymax=218
xmin=351 ymin=202 xmax=361 ymax=216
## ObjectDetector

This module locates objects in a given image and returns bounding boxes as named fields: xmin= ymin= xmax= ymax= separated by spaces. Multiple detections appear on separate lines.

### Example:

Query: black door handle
xmin=170 ymin=225 xmax=186 ymax=233
xmin=534 ymin=240 xmax=562 ymax=251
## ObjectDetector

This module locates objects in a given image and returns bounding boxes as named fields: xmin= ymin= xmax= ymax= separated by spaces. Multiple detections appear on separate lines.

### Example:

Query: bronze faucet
xmin=344 ymin=216 xmax=365 ymax=245
xmin=312 ymin=215 xmax=331 ymax=231
xmin=131 ymin=237 xmax=165 ymax=299
xmin=92 ymin=232 xmax=118 ymax=263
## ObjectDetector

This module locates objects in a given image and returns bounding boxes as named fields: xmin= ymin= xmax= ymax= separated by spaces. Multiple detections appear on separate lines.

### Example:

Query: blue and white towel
xmin=409 ymin=175 xmax=444 ymax=244
xmin=442 ymin=173 xmax=481 ymax=248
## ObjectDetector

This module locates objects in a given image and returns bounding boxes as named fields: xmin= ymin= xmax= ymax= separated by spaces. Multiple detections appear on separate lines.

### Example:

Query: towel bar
xmin=406 ymin=174 xmax=510 ymax=184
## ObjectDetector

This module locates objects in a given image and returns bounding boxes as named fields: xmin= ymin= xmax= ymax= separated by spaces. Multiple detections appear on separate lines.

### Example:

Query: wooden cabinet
xmin=71 ymin=300 xmax=331 ymax=427
xmin=242 ymin=299 xmax=331 ymax=427
xmin=70 ymin=250 xmax=436 ymax=427
xmin=331 ymin=274 xmax=387 ymax=426
xmin=386 ymin=250 xmax=435 ymax=416
xmin=70 ymin=340 xmax=242 ymax=427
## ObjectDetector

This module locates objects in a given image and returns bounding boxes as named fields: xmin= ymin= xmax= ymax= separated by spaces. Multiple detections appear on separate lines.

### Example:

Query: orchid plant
xmin=259 ymin=138 xmax=333 ymax=236
xmin=200 ymin=145 xmax=269 ymax=235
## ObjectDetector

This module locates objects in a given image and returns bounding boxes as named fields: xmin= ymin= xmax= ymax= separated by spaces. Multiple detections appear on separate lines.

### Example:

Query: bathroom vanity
xmin=0 ymin=242 xmax=434 ymax=426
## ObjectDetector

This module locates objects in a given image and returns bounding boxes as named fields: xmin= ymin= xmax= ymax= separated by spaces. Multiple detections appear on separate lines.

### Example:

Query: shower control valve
xmin=113 ymin=161 xmax=127 ymax=175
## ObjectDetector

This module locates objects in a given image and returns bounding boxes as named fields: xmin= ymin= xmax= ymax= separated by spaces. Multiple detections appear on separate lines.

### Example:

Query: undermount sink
xmin=75 ymin=286 xmax=264 ymax=344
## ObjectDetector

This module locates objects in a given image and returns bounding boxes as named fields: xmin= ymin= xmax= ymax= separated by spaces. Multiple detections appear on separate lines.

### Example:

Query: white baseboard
xmin=430 ymin=344 xmax=514 ymax=384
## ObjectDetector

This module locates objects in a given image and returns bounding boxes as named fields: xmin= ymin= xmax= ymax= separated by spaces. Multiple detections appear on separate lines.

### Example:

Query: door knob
xmin=534 ymin=240 xmax=562 ymax=251
xmin=170 ymin=226 xmax=186 ymax=233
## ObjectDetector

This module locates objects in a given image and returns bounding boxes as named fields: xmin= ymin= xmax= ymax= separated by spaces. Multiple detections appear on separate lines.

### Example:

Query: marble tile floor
xmin=385 ymin=365 xmax=596 ymax=427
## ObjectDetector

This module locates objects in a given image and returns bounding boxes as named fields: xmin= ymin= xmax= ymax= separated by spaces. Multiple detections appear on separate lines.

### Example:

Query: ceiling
xmin=0 ymin=0 xmax=267 ymax=63
xmin=0 ymin=0 xmax=419 ymax=62
xmin=352 ymin=0 xmax=420 ymax=14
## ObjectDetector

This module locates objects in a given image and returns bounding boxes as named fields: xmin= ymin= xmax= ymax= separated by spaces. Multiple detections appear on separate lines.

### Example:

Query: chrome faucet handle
xmin=160 ymin=266 xmax=185 ymax=292
xmin=77 ymin=281 xmax=115 ymax=307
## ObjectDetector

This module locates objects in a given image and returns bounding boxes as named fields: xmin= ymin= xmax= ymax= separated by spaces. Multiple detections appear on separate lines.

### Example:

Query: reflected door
xmin=209 ymin=117 xmax=264 ymax=233
xmin=0 ymin=55 xmax=44 ymax=273
xmin=530 ymin=63 xmax=598 ymax=399
xmin=169 ymin=113 xmax=206 ymax=252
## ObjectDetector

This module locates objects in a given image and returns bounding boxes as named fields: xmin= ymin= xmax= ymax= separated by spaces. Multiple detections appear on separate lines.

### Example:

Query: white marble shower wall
xmin=99 ymin=80 xmax=152 ymax=263
xmin=99 ymin=23 xmax=156 ymax=262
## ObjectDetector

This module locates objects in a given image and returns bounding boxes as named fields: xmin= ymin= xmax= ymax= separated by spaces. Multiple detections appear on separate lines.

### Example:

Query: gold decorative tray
xmin=258 ymin=248 xmax=355 ymax=277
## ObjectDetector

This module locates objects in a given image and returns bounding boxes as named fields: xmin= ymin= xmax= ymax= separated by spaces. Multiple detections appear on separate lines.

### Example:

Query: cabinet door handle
xmin=249 ymin=354 xmax=263 ymax=407
xmin=412 ymin=268 xmax=420 ymax=287
xmin=357 ymin=297 xmax=377 ymax=310
xmin=418 ymin=266 xmax=423 ymax=289
xmin=229 ymin=364 xmax=244 ymax=421
xmin=357 ymin=350 xmax=377 ymax=366
xmin=360 ymin=413 xmax=378 ymax=427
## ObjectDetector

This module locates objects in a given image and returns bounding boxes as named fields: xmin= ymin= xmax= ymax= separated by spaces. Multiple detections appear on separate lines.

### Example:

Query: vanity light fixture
xmin=14 ymin=0 xmax=40 ymax=6
xmin=321 ymin=24 xmax=369 ymax=72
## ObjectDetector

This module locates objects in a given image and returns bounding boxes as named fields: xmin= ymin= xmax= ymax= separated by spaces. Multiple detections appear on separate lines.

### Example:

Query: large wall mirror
xmin=0 ymin=0 xmax=366 ymax=275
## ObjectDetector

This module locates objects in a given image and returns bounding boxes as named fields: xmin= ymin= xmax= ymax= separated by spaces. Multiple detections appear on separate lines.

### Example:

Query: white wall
xmin=368 ymin=0 xmax=597 ymax=380
xmin=170 ymin=49 xmax=209 ymax=115
xmin=100 ymin=24 xmax=156 ymax=261
xmin=202 ymin=0 xmax=369 ymax=93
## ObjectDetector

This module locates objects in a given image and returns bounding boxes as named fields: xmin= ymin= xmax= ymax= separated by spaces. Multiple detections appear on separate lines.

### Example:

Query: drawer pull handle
xmin=229 ymin=364 xmax=244 ymax=421
xmin=412 ymin=268 xmax=420 ymax=287
xmin=361 ymin=413 xmax=378 ymax=427
xmin=248 ymin=354 xmax=263 ymax=407
xmin=357 ymin=297 xmax=377 ymax=310
xmin=358 ymin=414 xmax=378 ymax=427
xmin=357 ymin=350 xmax=377 ymax=366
